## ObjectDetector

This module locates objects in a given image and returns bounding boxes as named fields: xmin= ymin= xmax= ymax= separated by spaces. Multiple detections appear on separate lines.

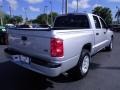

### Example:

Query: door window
xmin=93 ymin=16 xmax=101 ymax=29
xmin=100 ymin=18 xmax=107 ymax=29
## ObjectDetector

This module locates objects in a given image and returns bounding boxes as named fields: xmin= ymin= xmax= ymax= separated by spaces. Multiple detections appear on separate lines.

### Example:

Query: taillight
xmin=50 ymin=38 xmax=64 ymax=57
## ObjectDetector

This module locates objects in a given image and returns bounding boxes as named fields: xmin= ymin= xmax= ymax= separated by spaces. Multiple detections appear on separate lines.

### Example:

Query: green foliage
xmin=3 ymin=14 xmax=23 ymax=24
xmin=3 ymin=12 xmax=58 ymax=25
xmin=32 ymin=12 xmax=58 ymax=25
xmin=11 ymin=16 xmax=23 ymax=24
xmin=48 ymin=12 xmax=58 ymax=25
xmin=3 ymin=14 xmax=11 ymax=24
xmin=35 ymin=14 xmax=48 ymax=24
xmin=92 ymin=6 xmax=112 ymax=25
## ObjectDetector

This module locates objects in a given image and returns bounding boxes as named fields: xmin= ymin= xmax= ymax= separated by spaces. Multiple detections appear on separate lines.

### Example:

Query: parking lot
xmin=0 ymin=32 xmax=120 ymax=90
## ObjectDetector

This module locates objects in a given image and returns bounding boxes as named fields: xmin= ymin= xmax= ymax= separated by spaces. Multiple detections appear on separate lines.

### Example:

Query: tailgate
xmin=7 ymin=28 xmax=51 ymax=59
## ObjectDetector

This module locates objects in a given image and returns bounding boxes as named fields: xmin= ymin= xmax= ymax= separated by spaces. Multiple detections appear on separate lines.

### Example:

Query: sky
xmin=0 ymin=0 xmax=120 ymax=20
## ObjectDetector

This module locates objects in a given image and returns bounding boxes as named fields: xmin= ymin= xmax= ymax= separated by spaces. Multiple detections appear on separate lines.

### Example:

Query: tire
xmin=105 ymin=40 xmax=113 ymax=51
xmin=69 ymin=49 xmax=91 ymax=79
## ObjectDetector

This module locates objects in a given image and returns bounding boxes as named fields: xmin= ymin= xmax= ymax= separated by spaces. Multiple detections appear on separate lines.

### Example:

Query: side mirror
xmin=106 ymin=25 xmax=111 ymax=29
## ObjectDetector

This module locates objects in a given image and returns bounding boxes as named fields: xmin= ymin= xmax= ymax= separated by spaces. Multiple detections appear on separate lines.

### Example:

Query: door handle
xmin=104 ymin=31 xmax=107 ymax=34
xmin=96 ymin=33 xmax=99 ymax=35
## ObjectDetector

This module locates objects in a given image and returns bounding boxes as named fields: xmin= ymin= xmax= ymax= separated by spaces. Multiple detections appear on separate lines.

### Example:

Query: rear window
xmin=54 ymin=15 xmax=90 ymax=29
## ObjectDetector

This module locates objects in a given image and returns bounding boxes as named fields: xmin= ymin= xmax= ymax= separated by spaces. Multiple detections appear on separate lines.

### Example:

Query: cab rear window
xmin=54 ymin=15 xmax=90 ymax=29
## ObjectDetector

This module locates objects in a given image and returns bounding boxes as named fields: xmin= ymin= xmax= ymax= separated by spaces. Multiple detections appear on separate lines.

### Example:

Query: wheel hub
xmin=81 ymin=55 xmax=89 ymax=74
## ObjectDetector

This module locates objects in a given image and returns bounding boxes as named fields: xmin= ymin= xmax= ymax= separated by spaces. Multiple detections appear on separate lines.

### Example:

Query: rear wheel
xmin=69 ymin=49 xmax=90 ymax=79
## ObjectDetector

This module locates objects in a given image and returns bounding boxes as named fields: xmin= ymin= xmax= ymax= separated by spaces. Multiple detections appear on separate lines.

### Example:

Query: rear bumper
xmin=5 ymin=48 xmax=79 ymax=77
xmin=4 ymin=48 xmax=61 ymax=68
xmin=4 ymin=48 xmax=62 ymax=77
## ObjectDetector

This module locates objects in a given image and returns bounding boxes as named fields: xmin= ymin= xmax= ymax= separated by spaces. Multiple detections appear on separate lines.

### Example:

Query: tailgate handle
xmin=21 ymin=36 xmax=27 ymax=41
xmin=96 ymin=33 xmax=99 ymax=35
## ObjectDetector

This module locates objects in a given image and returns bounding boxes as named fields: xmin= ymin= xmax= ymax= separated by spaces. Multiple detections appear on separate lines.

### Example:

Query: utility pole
xmin=9 ymin=6 xmax=12 ymax=17
xmin=65 ymin=0 xmax=68 ymax=14
xmin=44 ymin=6 xmax=48 ymax=25
xmin=62 ymin=0 xmax=64 ymax=14
xmin=76 ymin=0 xmax=79 ymax=13
xmin=49 ymin=0 xmax=53 ymax=25
xmin=24 ymin=8 xmax=28 ymax=22
xmin=0 ymin=5 xmax=3 ymax=25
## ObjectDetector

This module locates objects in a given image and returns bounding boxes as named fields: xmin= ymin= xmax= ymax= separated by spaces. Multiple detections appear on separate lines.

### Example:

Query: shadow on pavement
xmin=0 ymin=62 xmax=54 ymax=90
xmin=90 ymin=63 xmax=101 ymax=70
xmin=49 ymin=74 xmax=81 ymax=83
xmin=50 ymin=62 xmax=120 ymax=83
xmin=49 ymin=63 xmax=101 ymax=83
xmin=90 ymin=62 xmax=120 ymax=70
xmin=1 ymin=58 xmax=120 ymax=89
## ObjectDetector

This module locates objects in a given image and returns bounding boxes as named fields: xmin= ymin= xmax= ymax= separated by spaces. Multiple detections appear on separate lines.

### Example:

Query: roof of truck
xmin=58 ymin=13 xmax=98 ymax=17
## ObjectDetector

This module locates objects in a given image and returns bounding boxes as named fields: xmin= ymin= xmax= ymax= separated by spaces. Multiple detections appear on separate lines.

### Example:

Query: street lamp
xmin=44 ymin=6 xmax=48 ymax=25
xmin=24 ymin=8 xmax=28 ymax=22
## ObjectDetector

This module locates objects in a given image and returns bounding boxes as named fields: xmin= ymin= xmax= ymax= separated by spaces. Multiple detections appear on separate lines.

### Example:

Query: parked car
xmin=5 ymin=13 xmax=113 ymax=79
xmin=0 ymin=26 xmax=8 ymax=45
xmin=111 ymin=24 xmax=120 ymax=32
xmin=5 ymin=24 xmax=15 ymax=28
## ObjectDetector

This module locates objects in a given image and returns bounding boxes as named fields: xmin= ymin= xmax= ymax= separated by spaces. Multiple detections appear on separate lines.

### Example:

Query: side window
xmin=100 ymin=18 xmax=107 ymax=29
xmin=93 ymin=16 xmax=101 ymax=29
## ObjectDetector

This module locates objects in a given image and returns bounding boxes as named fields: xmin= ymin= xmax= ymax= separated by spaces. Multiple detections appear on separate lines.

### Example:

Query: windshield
xmin=54 ymin=15 xmax=90 ymax=29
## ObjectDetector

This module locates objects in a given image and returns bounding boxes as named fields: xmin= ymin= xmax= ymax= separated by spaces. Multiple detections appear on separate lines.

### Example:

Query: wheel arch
xmin=82 ymin=43 xmax=92 ymax=53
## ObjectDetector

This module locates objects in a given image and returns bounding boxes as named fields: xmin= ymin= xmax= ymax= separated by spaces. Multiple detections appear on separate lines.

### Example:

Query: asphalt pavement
xmin=0 ymin=32 xmax=120 ymax=90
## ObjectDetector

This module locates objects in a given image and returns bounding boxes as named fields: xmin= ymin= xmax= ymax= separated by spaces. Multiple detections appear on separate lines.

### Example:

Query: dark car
xmin=0 ymin=26 xmax=8 ymax=45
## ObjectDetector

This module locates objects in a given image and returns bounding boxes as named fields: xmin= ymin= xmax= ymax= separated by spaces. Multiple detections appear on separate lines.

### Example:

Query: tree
xmin=48 ymin=12 xmax=58 ymax=25
xmin=35 ymin=14 xmax=48 ymax=24
xmin=32 ymin=12 xmax=58 ymax=25
xmin=92 ymin=6 xmax=112 ymax=25
xmin=115 ymin=8 xmax=120 ymax=24
xmin=3 ymin=14 xmax=11 ymax=24
xmin=3 ymin=14 xmax=23 ymax=25
xmin=11 ymin=16 xmax=23 ymax=24
xmin=0 ymin=10 xmax=4 ymax=25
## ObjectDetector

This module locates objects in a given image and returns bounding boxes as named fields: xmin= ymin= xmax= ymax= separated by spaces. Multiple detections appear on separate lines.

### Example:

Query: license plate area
xmin=12 ymin=55 xmax=31 ymax=64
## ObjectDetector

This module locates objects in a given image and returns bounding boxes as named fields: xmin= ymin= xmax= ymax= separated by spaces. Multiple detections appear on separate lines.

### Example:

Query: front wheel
xmin=105 ymin=40 xmax=113 ymax=51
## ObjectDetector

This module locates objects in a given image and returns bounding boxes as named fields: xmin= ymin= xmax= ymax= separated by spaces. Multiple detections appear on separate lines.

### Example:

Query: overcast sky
xmin=0 ymin=0 xmax=120 ymax=20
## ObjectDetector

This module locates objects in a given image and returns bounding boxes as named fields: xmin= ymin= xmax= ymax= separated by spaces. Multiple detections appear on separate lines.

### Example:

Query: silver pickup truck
xmin=5 ymin=13 xmax=113 ymax=78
